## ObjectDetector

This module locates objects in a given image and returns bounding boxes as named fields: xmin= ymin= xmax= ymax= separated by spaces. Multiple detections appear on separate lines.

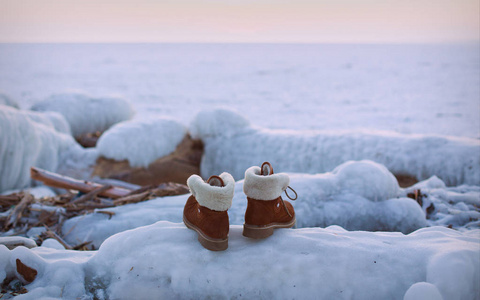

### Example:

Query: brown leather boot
xmin=243 ymin=162 xmax=297 ymax=239
xmin=184 ymin=172 xmax=235 ymax=251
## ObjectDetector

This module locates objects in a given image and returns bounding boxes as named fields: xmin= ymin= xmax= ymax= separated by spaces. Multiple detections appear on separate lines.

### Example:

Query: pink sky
xmin=0 ymin=0 xmax=478 ymax=43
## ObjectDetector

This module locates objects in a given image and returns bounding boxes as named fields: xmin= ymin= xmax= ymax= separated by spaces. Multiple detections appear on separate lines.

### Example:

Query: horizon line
xmin=1 ymin=41 xmax=479 ymax=46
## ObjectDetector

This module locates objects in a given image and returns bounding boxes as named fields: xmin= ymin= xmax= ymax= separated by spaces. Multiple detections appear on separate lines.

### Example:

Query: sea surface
xmin=0 ymin=43 xmax=478 ymax=138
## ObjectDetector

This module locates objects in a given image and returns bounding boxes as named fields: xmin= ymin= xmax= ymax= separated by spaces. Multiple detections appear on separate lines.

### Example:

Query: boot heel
xmin=243 ymin=224 xmax=274 ymax=239
xmin=197 ymin=235 xmax=228 ymax=251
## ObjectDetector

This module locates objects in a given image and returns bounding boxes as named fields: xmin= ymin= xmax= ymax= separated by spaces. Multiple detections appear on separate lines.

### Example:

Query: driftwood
xmin=43 ymin=226 xmax=74 ymax=249
xmin=1 ymin=168 xmax=190 ymax=251
xmin=0 ymin=167 xmax=189 ymax=254
xmin=31 ymin=167 xmax=131 ymax=199
xmin=69 ymin=185 xmax=112 ymax=205
xmin=5 ymin=193 xmax=34 ymax=229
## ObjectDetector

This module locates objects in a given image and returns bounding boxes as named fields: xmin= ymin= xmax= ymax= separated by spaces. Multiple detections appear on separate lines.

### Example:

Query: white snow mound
xmin=404 ymin=281 xmax=444 ymax=300
xmin=333 ymin=160 xmax=400 ymax=201
xmin=4 ymin=223 xmax=478 ymax=299
xmin=189 ymin=108 xmax=253 ymax=139
xmin=192 ymin=109 xmax=480 ymax=186
xmin=96 ymin=117 xmax=187 ymax=167
xmin=31 ymin=92 xmax=135 ymax=137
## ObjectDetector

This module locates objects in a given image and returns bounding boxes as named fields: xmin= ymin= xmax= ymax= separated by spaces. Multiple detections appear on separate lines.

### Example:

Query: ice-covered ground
xmin=1 ymin=43 xmax=479 ymax=299
xmin=2 ymin=223 xmax=479 ymax=300
xmin=59 ymin=161 xmax=479 ymax=249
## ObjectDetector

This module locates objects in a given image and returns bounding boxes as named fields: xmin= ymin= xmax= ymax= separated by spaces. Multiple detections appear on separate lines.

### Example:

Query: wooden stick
xmin=113 ymin=191 xmax=150 ymax=205
xmin=69 ymin=185 xmax=112 ymax=205
xmin=43 ymin=226 xmax=73 ymax=250
xmin=6 ymin=193 xmax=34 ymax=228
xmin=30 ymin=167 xmax=131 ymax=199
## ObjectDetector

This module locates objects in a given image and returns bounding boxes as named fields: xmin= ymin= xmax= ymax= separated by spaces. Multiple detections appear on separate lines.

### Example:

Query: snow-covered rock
xmin=191 ymin=109 xmax=480 ymax=186
xmin=3 ymin=223 xmax=478 ymax=299
xmin=96 ymin=117 xmax=187 ymax=168
xmin=62 ymin=160 xmax=426 ymax=248
xmin=31 ymin=93 xmax=135 ymax=137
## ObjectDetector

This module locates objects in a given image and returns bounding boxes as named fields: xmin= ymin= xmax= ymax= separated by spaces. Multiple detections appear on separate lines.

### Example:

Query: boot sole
xmin=183 ymin=216 xmax=228 ymax=251
xmin=243 ymin=217 xmax=296 ymax=239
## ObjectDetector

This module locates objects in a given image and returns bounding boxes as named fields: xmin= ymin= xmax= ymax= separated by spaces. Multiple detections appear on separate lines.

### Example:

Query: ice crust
xmin=1 ymin=224 xmax=478 ymax=300
xmin=0 ymin=93 xmax=19 ymax=109
xmin=0 ymin=106 xmax=80 ymax=192
xmin=192 ymin=109 xmax=480 ymax=186
xmin=62 ymin=160 xmax=425 ymax=249
xmin=31 ymin=93 xmax=135 ymax=137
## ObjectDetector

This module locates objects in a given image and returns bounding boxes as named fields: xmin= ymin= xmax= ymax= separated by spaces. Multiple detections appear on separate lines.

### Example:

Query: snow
xmin=404 ymin=282 xmax=443 ymax=300
xmin=0 ymin=92 xmax=19 ymax=109
xmin=193 ymin=109 xmax=480 ymax=186
xmin=21 ymin=110 xmax=71 ymax=135
xmin=62 ymin=160 xmax=426 ymax=249
xmin=0 ymin=246 xmax=12 ymax=284
xmin=331 ymin=160 xmax=400 ymax=201
xmin=30 ymin=92 xmax=135 ymax=137
xmin=189 ymin=108 xmax=253 ymax=139
xmin=0 ymin=106 xmax=77 ymax=192
xmin=1 ymin=223 xmax=478 ymax=299
xmin=96 ymin=117 xmax=187 ymax=167
xmin=404 ymin=181 xmax=480 ymax=230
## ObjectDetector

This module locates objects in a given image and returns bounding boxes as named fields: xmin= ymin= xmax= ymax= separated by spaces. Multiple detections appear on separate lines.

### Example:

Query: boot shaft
xmin=183 ymin=195 xmax=229 ymax=240
xmin=245 ymin=196 xmax=295 ymax=226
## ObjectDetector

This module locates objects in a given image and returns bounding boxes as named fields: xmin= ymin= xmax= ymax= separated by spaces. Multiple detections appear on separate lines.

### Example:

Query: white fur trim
xmin=187 ymin=172 xmax=235 ymax=211
xmin=243 ymin=166 xmax=290 ymax=200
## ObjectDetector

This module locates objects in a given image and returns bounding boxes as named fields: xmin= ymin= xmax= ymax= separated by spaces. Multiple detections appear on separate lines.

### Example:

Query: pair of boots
xmin=183 ymin=162 xmax=297 ymax=251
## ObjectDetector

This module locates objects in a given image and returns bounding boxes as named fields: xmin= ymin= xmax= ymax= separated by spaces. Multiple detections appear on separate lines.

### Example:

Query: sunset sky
xmin=0 ymin=0 xmax=478 ymax=43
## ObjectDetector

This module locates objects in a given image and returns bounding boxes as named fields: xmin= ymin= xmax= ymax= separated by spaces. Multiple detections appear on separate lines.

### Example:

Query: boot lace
xmin=280 ymin=186 xmax=297 ymax=218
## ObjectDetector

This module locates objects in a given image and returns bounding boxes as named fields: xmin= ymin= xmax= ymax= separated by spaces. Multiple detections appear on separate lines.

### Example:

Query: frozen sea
xmin=0 ymin=43 xmax=479 ymax=138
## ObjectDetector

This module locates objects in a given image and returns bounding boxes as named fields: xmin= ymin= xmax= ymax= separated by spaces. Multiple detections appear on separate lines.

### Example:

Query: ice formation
xmin=0 ymin=93 xmax=19 ymax=109
xmin=0 ymin=106 xmax=82 ymax=192
xmin=96 ymin=117 xmax=187 ymax=168
xmin=30 ymin=93 xmax=135 ymax=137
xmin=21 ymin=110 xmax=71 ymax=135
xmin=62 ymin=160 xmax=426 ymax=248
xmin=1 ymin=223 xmax=478 ymax=299
xmin=191 ymin=109 xmax=480 ymax=186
